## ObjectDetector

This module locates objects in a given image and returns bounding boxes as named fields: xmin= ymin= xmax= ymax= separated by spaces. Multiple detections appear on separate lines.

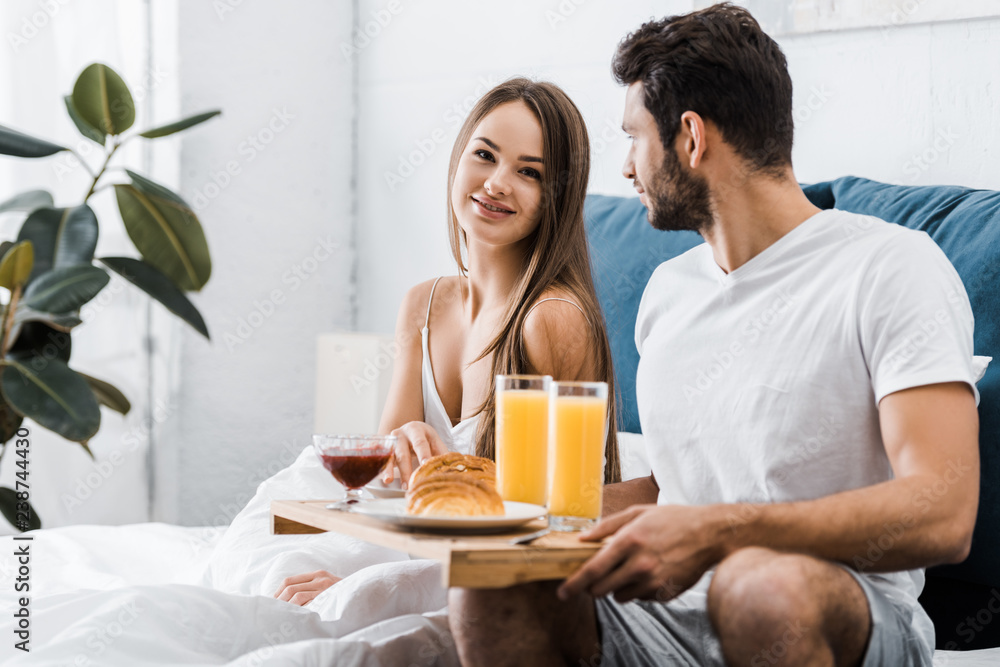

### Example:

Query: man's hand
xmin=274 ymin=570 xmax=342 ymax=606
xmin=383 ymin=421 xmax=448 ymax=489
xmin=558 ymin=504 xmax=722 ymax=604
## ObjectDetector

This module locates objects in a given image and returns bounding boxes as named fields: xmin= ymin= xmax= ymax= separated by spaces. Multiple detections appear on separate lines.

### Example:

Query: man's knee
xmin=707 ymin=547 xmax=824 ymax=630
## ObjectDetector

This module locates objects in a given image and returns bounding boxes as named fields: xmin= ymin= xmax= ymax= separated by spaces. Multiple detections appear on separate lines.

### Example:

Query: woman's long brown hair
xmin=445 ymin=78 xmax=621 ymax=484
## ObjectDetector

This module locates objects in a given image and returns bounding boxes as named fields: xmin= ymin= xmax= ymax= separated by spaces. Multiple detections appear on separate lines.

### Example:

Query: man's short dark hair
xmin=613 ymin=3 xmax=794 ymax=174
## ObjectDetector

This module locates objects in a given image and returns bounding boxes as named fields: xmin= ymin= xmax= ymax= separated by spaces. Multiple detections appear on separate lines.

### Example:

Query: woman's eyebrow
xmin=473 ymin=136 xmax=543 ymax=164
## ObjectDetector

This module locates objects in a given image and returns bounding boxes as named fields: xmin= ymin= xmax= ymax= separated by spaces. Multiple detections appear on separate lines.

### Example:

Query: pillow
xmin=584 ymin=195 xmax=702 ymax=433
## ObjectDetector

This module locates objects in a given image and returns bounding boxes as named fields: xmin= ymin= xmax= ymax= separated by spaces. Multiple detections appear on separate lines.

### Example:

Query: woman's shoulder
xmin=521 ymin=287 xmax=593 ymax=377
xmin=524 ymin=288 xmax=589 ymax=330
xmin=397 ymin=276 xmax=463 ymax=325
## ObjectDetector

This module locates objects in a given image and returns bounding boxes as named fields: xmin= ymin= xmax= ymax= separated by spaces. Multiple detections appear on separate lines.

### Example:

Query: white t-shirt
xmin=635 ymin=208 xmax=978 ymax=649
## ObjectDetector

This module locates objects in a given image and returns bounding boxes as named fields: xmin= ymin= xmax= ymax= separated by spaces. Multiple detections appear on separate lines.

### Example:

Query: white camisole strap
xmin=424 ymin=276 xmax=443 ymax=329
xmin=524 ymin=297 xmax=589 ymax=325
xmin=420 ymin=277 xmax=477 ymax=455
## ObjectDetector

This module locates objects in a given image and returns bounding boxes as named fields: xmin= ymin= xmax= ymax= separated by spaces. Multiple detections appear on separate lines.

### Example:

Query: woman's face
xmin=451 ymin=101 xmax=545 ymax=250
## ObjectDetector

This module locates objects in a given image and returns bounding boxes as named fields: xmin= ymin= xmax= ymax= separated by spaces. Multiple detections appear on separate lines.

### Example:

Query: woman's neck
xmin=463 ymin=239 xmax=528 ymax=321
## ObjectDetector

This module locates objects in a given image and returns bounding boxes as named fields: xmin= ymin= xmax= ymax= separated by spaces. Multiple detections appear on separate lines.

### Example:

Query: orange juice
xmin=495 ymin=388 xmax=549 ymax=505
xmin=549 ymin=394 xmax=607 ymax=521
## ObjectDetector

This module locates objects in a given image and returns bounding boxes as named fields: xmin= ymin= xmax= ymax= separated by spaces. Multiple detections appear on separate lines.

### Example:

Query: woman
xmin=276 ymin=77 xmax=620 ymax=605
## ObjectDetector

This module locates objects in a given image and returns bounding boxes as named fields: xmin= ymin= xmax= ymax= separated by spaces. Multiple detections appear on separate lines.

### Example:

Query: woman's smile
xmin=471 ymin=195 xmax=515 ymax=219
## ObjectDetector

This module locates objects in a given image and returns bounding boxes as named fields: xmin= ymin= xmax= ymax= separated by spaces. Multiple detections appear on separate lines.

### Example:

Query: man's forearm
xmin=602 ymin=474 xmax=658 ymax=516
xmin=712 ymin=465 xmax=978 ymax=574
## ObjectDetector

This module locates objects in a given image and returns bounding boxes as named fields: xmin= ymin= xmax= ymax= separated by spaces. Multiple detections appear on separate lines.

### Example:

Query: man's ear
xmin=678 ymin=110 xmax=707 ymax=169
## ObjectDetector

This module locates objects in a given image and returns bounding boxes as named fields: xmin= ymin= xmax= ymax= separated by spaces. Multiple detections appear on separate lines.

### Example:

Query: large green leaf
xmin=8 ymin=321 xmax=72 ymax=362
xmin=0 ymin=190 xmax=53 ymax=214
xmin=139 ymin=110 xmax=221 ymax=139
xmin=22 ymin=265 xmax=110 ymax=314
xmin=79 ymin=372 xmax=131 ymax=415
xmin=0 ymin=241 xmax=33 ymax=290
xmin=100 ymin=257 xmax=210 ymax=339
xmin=11 ymin=307 xmax=82 ymax=334
xmin=71 ymin=63 xmax=135 ymax=136
xmin=63 ymin=95 xmax=106 ymax=146
xmin=0 ymin=487 xmax=41 ymax=532
xmin=114 ymin=184 xmax=211 ymax=291
xmin=0 ymin=355 xmax=101 ymax=443
xmin=17 ymin=205 xmax=99 ymax=281
xmin=0 ymin=125 xmax=68 ymax=158
xmin=0 ymin=394 xmax=24 ymax=444
xmin=125 ymin=170 xmax=193 ymax=209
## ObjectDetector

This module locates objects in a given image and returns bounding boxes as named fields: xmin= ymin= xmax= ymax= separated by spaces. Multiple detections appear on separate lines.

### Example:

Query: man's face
xmin=621 ymin=82 xmax=713 ymax=234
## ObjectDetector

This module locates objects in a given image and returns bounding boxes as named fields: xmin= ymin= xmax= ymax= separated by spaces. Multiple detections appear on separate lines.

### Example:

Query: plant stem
xmin=69 ymin=148 xmax=98 ymax=179
xmin=83 ymin=139 xmax=124 ymax=203
xmin=0 ymin=286 xmax=22 ymax=358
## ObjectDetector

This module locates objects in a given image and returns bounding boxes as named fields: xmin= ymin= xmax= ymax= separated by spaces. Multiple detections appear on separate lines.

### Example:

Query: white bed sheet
xmin=1 ymin=442 xmax=997 ymax=665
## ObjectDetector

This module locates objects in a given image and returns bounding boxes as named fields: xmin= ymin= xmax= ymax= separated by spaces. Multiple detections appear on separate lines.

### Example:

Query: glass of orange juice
xmin=495 ymin=375 xmax=551 ymax=506
xmin=548 ymin=381 xmax=608 ymax=531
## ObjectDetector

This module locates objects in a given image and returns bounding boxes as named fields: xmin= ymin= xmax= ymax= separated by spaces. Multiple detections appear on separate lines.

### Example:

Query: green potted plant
xmin=0 ymin=63 xmax=219 ymax=531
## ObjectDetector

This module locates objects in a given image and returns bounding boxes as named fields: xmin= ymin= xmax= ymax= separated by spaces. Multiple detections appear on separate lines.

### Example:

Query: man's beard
xmin=644 ymin=147 xmax=714 ymax=235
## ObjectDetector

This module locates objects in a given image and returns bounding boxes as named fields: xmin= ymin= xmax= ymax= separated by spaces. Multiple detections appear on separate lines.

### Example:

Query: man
xmin=449 ymin=3 xmax=981 ymax=666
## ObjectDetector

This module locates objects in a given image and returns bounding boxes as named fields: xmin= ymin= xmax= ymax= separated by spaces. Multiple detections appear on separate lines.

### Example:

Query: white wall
xmin=355 ymin=0 xmax=684 ymax=335
xmin=166 ymin=1 xmax=355 ymax=525
xmin=784 ymin=19 xmax=1000 ymax=189
xmin=355 ymin=1 xmax=1000 ymax=336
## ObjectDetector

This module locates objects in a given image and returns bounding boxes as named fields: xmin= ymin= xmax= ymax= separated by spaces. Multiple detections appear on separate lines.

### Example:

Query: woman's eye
xmin=473 ymin=149 xmax=494 ymax=162
xmin=520 ymin=168 xmax=541 ymax=180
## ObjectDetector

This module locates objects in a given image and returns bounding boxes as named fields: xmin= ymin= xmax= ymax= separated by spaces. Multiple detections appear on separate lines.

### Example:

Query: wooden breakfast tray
xmin=270 ymin=499 xmax=602 ymax=588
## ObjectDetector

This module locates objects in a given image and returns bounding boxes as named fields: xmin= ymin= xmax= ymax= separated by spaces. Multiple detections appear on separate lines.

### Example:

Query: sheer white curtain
xmin=0 ymin=0 xmax=181 ymax=529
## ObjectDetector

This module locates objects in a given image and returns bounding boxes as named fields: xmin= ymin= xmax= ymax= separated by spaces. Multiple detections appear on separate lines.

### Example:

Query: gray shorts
xmin=594 ymin=568 xmax=932 ymax=666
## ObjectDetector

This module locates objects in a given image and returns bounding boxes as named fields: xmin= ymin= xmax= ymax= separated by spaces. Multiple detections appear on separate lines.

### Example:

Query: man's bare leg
xmin=449 ymin=581 xmax=602 ymax=667
xmin=707 ymin=547 xmax=872 ymax=667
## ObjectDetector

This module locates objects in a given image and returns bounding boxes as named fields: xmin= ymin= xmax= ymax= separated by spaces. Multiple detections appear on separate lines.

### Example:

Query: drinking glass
xmin=495 ymin=374 xmax=551 ymax=506
xmin=312 ymin=434 xmax=396 ymax=510
xmin=548 ymin=381 xmax=608 ymax=531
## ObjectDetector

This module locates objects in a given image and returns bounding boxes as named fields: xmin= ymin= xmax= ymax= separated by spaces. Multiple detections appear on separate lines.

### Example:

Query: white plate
xmin=364 ymin=479 xmax=406 ymax=499
xmin=349 ymin=499 xmax=547 ymax=532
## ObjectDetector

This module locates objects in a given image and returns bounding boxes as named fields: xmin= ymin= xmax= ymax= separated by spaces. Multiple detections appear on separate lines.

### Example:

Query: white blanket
xmin=1 ymin=445 xmax=458 ymax=666
xmin=2 ymin=442 xmax=1000 ymax=665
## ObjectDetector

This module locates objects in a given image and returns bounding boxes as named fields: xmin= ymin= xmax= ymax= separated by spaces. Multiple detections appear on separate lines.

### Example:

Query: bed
xmin=4 ymin=177 xmax=1000 ymax=664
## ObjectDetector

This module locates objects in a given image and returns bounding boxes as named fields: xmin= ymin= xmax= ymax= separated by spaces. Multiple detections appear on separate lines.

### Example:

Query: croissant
xmin=407 ymin=452 xmax=497 ymax=490
xmin=406 ymin=477 xmax=505 ymax=517
xmin=406 ymin=453 xmax=505 ymax=517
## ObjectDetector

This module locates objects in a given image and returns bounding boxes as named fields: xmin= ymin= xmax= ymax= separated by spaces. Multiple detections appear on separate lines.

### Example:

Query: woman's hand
xmin=383 ymin=421 xmax=449 ymax=489
xmin=274 ymin=570 xmax=342 ymax=606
